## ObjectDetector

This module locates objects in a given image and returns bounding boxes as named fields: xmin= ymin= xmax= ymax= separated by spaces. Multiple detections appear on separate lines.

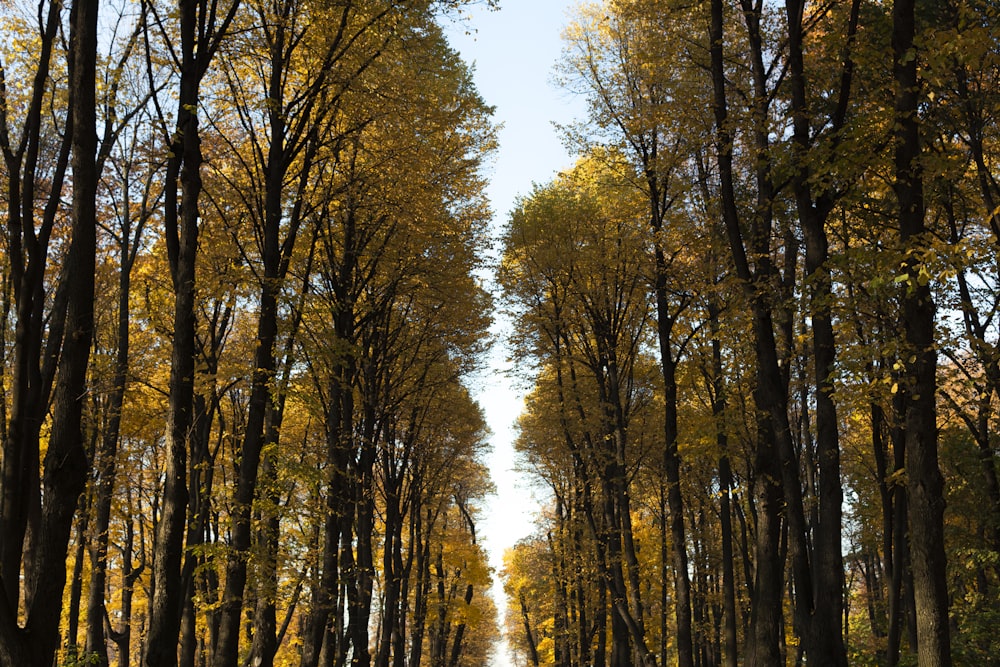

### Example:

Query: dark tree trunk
xmin=745 ymin=420 xmax=784 ymax=667
xmin=66 ymin=505 xmax=87 ymax=658
xmin=108 ymin=490 xmax=145 ymax=667
xmin=143 ymin=3 xmax=238 ymax=662
xmin=709 ymin=299 xmax=738 ymax=667
xmin=376 ymin=478 xmax=404 ymax=667
xmin=6 ymin=4 xmax=100 ymax=664
xmin=708 ymin=0 xmax=785 ymax=662
xmin=446 ymin=583 xmax=474 ymax=667
xmin=520 ymin=590 xmax=541 ymax=667
xmin=655 ymin=319 xmax=693 ymax=667
xmin=249 ymin=448 xmax=281 ymax=667
xmin=0 ymin=0 xmax=68 ymax=629
xmin=214 ymin=4 xmax=317 ymax=658
xmin=784 ymin=2 xmax=860 ymax=664
xmin=86 ymin=191 xmax=145 ymax=665
xmin=893 ymin=2 xmax=952 ymax=665
xmin=408 ymin=506 xmax=433 ymax=667
xmin=144 ymin=3 xmax=201 ymax=662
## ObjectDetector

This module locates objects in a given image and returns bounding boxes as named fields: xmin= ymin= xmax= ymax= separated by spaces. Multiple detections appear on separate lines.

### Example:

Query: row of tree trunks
xmin=0 ymin=3 xmax=497 ymax=667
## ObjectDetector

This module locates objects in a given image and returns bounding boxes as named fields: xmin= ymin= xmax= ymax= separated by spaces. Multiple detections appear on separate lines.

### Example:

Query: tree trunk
xmin=86 ymin=206 xmax=140 ymax=666
xmin=520 ymin=590 xmax=541 ymax=667
xmin=655 ymin=314 xmax=693 ymax=667
xmin=893 ymin=2 xmax=952 ymax=664
xmin=709 ymin=299 xmax=738 ymax=667
xmin=785 ymin=2 xmax=859 ymax=664
xmin=0 ymin=0 xmax=67 ymax=626
xmin=17 ymin=3 xmax=99 ymax=663
xmin=708 ymin=1 xmax=785 ymax=661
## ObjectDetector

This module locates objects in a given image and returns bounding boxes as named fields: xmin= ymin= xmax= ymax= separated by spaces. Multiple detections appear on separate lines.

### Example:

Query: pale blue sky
xmin=443 ymin=2 xmax=587 ymax=665
xmin=448 ymin=1 xmax=585 ymax=220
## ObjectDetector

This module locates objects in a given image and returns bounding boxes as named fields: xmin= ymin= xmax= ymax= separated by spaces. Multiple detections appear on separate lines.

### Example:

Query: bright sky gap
xmin=443 ymin=2 xmax=587 ymax=665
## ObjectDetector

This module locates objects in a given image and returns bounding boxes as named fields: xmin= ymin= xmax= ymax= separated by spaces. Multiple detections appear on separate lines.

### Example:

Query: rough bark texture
xmin=893 ymin=1 xmax=952 ymax=665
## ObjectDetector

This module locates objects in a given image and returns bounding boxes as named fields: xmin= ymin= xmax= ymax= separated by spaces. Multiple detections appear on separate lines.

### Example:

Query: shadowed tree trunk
xmin=892 ymin=1 xmax=952 ymax=664
xmin=784 ymin=2 xmax=861 ymax=664
xmin=0 ymin=3 xmax=99 ymax=664
xmin=707 ymin=0 xmax=785 ymax=662
xmin=144 ymin=3 xmax=240 ymax=665
xmin=0 ymin=1 xmax=70 ymax=626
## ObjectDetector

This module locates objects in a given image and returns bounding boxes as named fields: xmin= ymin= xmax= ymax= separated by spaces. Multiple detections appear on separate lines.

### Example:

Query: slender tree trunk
xmin=301 ymin=370 xmax=350 ymax=667
xmin=249 ymin=448 xmax=281 ymax=667
xmin=708 ymin=1 xmax=784 ymax=662
xmin=784 ymin=2 xmax=858 ymax=664
xmin=213 ymin=239 xmax=282 ymax=667
xmin=408 ymin=506 xmax=432 ymax=667
xmin=656 ymin=324 xmax=693 ymax=667
xmin=376 ymin=480 xmax=404 ymax=667
xmin=709 ymin=300 xmax=738 ymax=667
xmin=180 ymin=355 xmax=224 ymax=667
xmin=446 ymin=583 xmax=474 ymax=667
xmin=520 ymin=590 xmax=541 ymax=667
xmin=145 ymin=3 xmax=200 ymax=662
xmin=214 ymin=8 xmax=308 ymax=659
xmin=893 ymin=2 xmax=952 ymax=664
xmin=0 ymin=0 xmax=66 ymax=626
xmin=112 ymin=500 xmax=142 ymax=667
xmin=20 ymin=4 xmax=99 ymax=663
xmin=86 ymin=212 xmax=140 ymax=666
xmin=66 ymin=505 xmax=87 ymax=658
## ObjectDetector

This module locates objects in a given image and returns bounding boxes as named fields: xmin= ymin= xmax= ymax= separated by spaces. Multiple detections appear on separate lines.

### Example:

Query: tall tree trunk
xmin=213 ymin=224 xmax=282 ymax=667
xmin=109 ymin=490 xmax=144 ymax=667
xmin=655 ymin=316 xmax=693 ymax=667
xmin=784 ymin=2 xmax=860 ymax=664
xmin=249 ymin=449 xmax=281 ymax=667
xmin=708 ymin=1 xmax=785 ymax=662
xmin=408 ymin=506 xmax=433 ymax=667
xmin=66 ymin=502 xmax=88 ymax=658
xmin=214 ymin=6 xmax=312 ymax=658
xmin=893 ymin=2 xmax=952 ymax=665
xmin=11 ymin=4 xmax=100 ymax=664
xmin=86 ymin=201 xmax=143 ymax=665
xmin=519 ymin=590 xmax=541 ymax=667
xmin=0 ymin=0 xmax=68 ymax=623
xmin=709 ymin=299 xmax=738 ymax=667
xmin=376 ymin=479 xmax=404 ymax=667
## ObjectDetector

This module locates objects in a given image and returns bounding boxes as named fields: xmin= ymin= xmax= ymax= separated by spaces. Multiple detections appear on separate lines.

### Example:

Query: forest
xmin=0 ymin=0 xmax=997 ymax=666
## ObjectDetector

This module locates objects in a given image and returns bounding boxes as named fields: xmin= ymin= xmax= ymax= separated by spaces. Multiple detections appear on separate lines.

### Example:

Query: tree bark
xmin=784 ymin=2 xmax=860 ymax=664
xmin=13 ymin=4 xmax=100 ymax=664
xmin=0 ymin=1 xmax=68 ymax=623
xmin=708 ymin=1 xmax=785 ymax=662
xmin=653 ymin=271 xmax=693 ymax=667
xmin=893 ymin=2 xmax=952 ymax=665
xmin=144 ymin=3 xmax=239 ymax=664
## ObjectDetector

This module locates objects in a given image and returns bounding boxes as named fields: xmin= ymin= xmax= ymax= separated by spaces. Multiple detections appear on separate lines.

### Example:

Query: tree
xmin=558 ymin=6 xmax=708 ymax=663
xmin=502 ymin=159 xmax=659 ymax=667
xmin=142 ymin=2 xmax=241 ymax=665
xmin=892 ymin=0 xmax=951 ymax=663
xmin=0 ymin=2 xmax=99 ymax=665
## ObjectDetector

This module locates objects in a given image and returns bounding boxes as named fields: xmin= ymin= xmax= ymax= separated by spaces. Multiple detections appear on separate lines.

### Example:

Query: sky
xmin=442 ymin=2 xmax=588 ymax=665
